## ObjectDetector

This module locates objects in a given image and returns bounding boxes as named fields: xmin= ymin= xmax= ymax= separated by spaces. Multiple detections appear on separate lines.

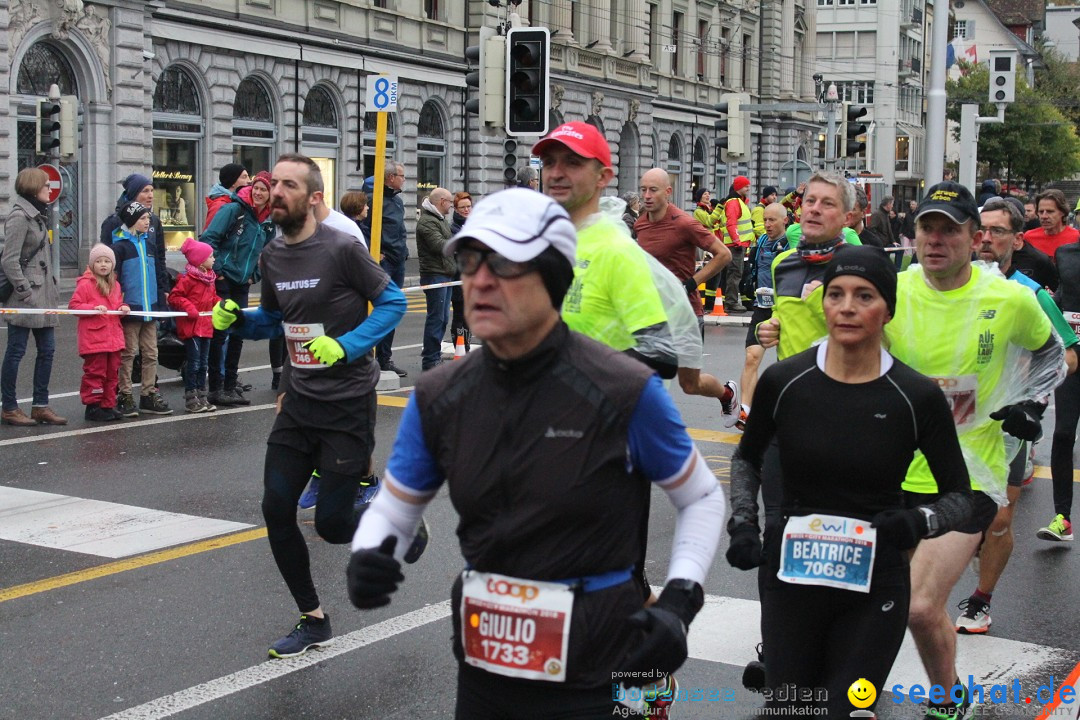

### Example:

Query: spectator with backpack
xmin=202 ymin=170 xmax=273 ymax=406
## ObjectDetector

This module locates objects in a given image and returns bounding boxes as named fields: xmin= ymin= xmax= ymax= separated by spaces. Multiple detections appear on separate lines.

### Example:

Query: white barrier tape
xmin=0 ymin=308 xmax=207 ymax=317
xmin=400 ymin=280 xmax=462 ymax=293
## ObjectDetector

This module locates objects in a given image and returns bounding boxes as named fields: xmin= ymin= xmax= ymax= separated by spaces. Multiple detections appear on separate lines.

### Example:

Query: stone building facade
xmin=1 ymin=0 xmax=819 ymax=273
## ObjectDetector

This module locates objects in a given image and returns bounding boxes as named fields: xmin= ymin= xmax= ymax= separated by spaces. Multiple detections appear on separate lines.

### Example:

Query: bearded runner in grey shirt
xmin=213 ymin=154 xmax=407 ymax=659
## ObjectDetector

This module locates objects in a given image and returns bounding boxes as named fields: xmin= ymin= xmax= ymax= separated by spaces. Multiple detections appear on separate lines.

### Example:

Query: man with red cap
xmin=715 ymin=176 xmax=755 ymax=314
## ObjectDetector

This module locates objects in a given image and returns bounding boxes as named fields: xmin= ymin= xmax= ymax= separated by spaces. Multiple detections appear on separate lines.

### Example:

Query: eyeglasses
xmin=456 ymin=247 xmax=536 ymax=279
xmin=983 ymin=226 xmax=1015 ymax=238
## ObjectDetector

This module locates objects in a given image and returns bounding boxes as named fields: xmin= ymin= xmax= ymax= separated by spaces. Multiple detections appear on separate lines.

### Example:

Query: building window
xmin=860 ymin=0 xmax=877 ymax=5
xmin=153 ymin=64 xmax=203 ymax=248
xmin=672 ymin=11 xmax=683 ymax=76
xmin=417 ymin=100 xmax=446 ymax=208
xmin=817 ymin=0 xmax=833 ymax=5
xmin=302 ymin=86 xmax=340 ymax=207
xmin=721 ymin=27 xmax=730 ymax=85
xmin=646 ymin=4 xmax=657 ymax=62
xmin=363 ymin=112 xmax=398 ymax=180
xmin=828 ymin=80 xmax=875 ymax=105
xmin=697 ymin=20 xmax=708 ymax=80
xmin=895 ymin=136 xmax=910 ymax=172
xmin=232 ymin=76 xmax=276 ymax=176
xmin=610 ymin=0 xmax=621 ymax=53
xmin=667 ymin=133 xmax=684 ymax=205
xmin=17 ymin=42 xmax=77 ymax=96
xmin=692 ymin=137 xmax=707 ymax=197
xmin=424 ymin=0 xmax=438 ymax=20
xmin=373 ymin=0 xmax=387 ymax=7
xmin=742 ymin=33 xmax=752 ymax=89
xmin=838 ymin=0 xmax=856 ymax=5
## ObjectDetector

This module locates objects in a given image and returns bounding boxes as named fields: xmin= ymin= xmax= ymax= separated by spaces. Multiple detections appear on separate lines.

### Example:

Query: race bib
xmin=756 ymin=287 xmax=774 ymax=308
xmin=778 ymin=514 xmax=877 ymax=593
xmin=1064 ymin=310 xmax=1080 ymax=338
xmin=930 ymin=374 xmax=978 ymax=429
xmin=285 ymin=323 xmax=326 ymax=369
xmin=460 ymin=571 xmax=574 ymax=682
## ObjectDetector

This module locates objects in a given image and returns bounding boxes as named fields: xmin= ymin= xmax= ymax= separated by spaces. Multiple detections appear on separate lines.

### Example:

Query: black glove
xmin=683 ymin=276 xmax=699 ymax=293
xmin=725 ymin=523 xmax=763 ymax=570
xmin=621 ymin=580 xmax=704 ymax=686
xmin=347 ymin=535 xmax=404 ymax=609
xmin=989 ymin=401 xmax=1045 ymax=442
xmin=871 ymin=508 xmax=928 ymax=551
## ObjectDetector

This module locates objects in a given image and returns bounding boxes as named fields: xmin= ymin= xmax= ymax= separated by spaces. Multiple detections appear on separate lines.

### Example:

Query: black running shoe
xmin=267 ymin=614 xmax=334 ymax=659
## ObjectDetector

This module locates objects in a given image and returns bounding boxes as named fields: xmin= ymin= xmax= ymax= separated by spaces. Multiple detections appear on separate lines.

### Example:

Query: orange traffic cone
xmin=453 ymin=333 xmax=466 ymax=360
xmin=711 ymin=293 xmax=728 ymax=316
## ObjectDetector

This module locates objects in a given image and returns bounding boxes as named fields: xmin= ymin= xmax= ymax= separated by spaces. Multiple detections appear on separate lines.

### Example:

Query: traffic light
xmin=716 ymin=93 xmax=750 ymax=163
xmin=503 ymin=139 xmax=518 ymax=183
xmin=37 ymin=98 xmax=61 ymax=153
xmin=714 ymin=112 xmax=729 ymax=156
xmin=840 ymin=102 xmax=868 ymax=157
xmin=988 ymin=49 xmax=1016 ymax=104
xmin=505 ymin=27 xmax=550 ymax=137
xmin=59 ymin=96 xmax=77 ymax=156
xmin=465 ymin=26 xmax=505 ymax=128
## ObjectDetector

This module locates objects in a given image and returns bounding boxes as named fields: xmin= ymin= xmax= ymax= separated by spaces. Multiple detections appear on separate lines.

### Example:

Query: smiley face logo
xmin=848 ymin=678 xmax=876 ymax=709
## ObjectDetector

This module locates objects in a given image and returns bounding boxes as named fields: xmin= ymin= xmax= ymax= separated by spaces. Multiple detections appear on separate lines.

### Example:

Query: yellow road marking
xmin=0 ymin=527 xmax=267 ymax=603
xmin=2 ymin=413 xmax=1076 ymax=603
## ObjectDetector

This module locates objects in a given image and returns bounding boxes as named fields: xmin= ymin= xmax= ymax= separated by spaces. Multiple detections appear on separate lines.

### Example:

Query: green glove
xmin=212 ymin=299 xmax=243 ymax=331
xmin=305 ymin=336 xmax=346 ymax=366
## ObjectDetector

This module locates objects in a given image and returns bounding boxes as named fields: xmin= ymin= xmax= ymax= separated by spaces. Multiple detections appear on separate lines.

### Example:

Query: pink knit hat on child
xmin=88 ymin=243 xmax=115 ymax=266
xmin=180 ymin=237 xmax=213 ymax=267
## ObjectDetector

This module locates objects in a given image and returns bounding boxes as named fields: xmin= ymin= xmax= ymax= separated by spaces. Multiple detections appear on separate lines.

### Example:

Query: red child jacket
xmin=68 ymin=271 xmax=126 ymax=355
xmin=168 ymin=271 xmax=220 ymax=340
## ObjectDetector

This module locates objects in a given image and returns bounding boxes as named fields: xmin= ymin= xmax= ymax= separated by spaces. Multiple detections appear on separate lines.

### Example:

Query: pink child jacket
xmin=68 ymin=271 xmax=126 ymax=355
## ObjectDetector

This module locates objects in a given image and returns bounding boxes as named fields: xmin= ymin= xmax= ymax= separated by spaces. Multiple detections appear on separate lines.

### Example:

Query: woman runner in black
xmin=726 ymin=246 xmax=975 ymax=717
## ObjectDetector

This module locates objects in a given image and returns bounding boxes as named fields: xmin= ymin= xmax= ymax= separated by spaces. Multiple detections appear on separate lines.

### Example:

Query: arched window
xmin=363 ymin=111 xmax=398 ymax=179
xmin=692 ymin=136 xmax=708 ymax=197
xmin=17 ymin=42 xmax=77 ymax=96
xmin=417 ymin=100 xmax=447 ymax=206
xmin=152 ymin=65 xmax=203 ymax=247
xmin=153 ymin=65 xmax=200 ymax=115
xmin=617 ymin=122 xmax=640 ymax=196
xmin=233 ymin=76 xmax=276 ymax=175
xmin=303 ymin=86 xmax=338 ymax=129
xmin=667 ymin=133 xmax=684 ymax=205
xmin=302 ymin=85 xmax=340 ymax=207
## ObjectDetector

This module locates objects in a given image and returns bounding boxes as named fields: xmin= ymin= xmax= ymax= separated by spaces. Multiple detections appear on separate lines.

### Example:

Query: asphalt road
xmin=1 ymin=295 xmax=1078 ymax=720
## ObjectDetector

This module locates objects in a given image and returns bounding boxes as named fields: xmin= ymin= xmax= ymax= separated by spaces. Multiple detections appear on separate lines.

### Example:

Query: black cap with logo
xmin=915 ymin=181 xmax=981 ymax=226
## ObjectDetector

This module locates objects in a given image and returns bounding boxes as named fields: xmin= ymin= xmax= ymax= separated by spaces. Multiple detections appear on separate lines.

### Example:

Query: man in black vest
xmin=345 ymin=188 xmax=725 ymax=717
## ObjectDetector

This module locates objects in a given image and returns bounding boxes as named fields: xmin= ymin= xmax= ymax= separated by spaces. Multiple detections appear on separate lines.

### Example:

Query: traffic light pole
xmin=957 ymin=102 xmax=1005 ymax=192
xmin=48 ymin=84 xmax=60 ymax=277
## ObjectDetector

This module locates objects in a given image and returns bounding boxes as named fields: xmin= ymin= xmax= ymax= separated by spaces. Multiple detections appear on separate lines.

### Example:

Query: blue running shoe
xmin=355 ymin=475 xmax=381 ymax=509
xmin=298 ymin=471 xmax=320 ymax=509
xmin=267 ymin=614 xmax=333 ymax=658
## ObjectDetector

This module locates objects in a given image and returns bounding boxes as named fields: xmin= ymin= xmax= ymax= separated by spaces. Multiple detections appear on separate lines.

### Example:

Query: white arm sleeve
xmin=350 ymin=471 xmax=428 ymax=560
xmin=657 ymin=450 xmax=727 ymax=585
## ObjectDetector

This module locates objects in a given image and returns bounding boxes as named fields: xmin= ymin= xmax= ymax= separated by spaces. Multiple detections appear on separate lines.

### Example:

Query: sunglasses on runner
xmin=455 ymin=246 xmax=537 ymax=279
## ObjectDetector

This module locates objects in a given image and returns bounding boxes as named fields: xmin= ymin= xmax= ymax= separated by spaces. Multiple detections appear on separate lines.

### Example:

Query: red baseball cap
xmin=531 ymin=122 xmax=612 ymax=168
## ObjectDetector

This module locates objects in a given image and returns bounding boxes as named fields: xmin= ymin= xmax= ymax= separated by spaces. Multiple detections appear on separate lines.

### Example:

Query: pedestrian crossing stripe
xmin=0 ymin=486 xmax=253 ymax=559
xmin=690 ymin=594 xmax=1080 ymax=711
xmin=90 ymin=592 xmax=1080 ymax=720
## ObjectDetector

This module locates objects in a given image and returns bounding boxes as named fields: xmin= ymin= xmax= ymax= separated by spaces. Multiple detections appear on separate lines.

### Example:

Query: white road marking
xmin=91 ymin=593 xmax=1076 ymax=720
xmin=97 ymin=601 xmax=452 ymax=720
xmin=689 ymin=594 xmax=1079 ymax=692
xmin=0 ymin=403 xmax=277 ymax=448
xmin=0 ymin=486 xmax=252 ymax=558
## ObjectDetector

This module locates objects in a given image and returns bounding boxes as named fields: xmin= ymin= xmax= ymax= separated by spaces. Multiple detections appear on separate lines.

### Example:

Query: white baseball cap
xmin=444 ymin=188 xmax=576 ymax=266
